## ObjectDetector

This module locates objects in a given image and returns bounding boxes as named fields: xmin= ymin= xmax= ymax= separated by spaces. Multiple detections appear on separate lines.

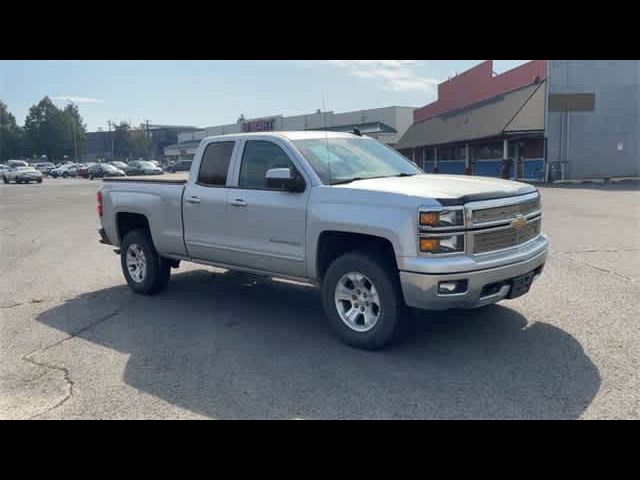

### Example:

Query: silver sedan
xmin=3 ymin=166 xmax=44 ymax=184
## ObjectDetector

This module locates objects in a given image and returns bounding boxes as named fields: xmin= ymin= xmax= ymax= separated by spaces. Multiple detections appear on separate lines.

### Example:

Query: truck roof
xmin=200 ymin=130 xmax=359 ymax=142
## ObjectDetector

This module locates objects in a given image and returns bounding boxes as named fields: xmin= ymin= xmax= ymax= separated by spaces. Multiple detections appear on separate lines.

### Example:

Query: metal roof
xmin=163 ymin=140 xmax=202 ymax=151
xmin=317 ymin=122 xmax=397 ymax=134
xmin=396 ymin=81 xmax=546 ymax=149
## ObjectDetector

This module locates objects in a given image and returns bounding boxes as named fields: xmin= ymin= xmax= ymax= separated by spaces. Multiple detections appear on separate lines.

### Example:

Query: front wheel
xmin=62 ymin=172 xmax=68 ymax=178
xmin=3 ymin=176 xmax=8 ymax=184
xmin=120 ymin=229 xmax=171 ymax=295
xmin=322 ymin=251 xmax=407 ymax=350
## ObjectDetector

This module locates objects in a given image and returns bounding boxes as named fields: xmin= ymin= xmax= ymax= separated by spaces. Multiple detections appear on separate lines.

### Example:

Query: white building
xmin=163 ymin=106 xmax=416 ymax=161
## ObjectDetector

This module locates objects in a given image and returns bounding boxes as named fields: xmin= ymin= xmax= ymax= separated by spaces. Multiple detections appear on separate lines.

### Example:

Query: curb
xmin=552 ymin=177 xmax=639 ymax=185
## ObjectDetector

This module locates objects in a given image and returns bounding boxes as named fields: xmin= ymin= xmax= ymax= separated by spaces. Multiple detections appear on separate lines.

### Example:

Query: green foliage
xmin=112 ymin=122 xmax=150 ymax=160
xmin=128 ymin=127 xmax=151 ymax=158
xmin=0 ymin=100 xmax=28 ymax=160
xmin=1 ymin=98 xmax=146 ymax=163
xmin=21 ymin=96 xmax=87 ymax=162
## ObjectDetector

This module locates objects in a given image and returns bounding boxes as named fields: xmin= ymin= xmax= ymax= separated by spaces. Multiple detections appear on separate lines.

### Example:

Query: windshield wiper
xmin=330 ymin=177 xmax=367 ymax=185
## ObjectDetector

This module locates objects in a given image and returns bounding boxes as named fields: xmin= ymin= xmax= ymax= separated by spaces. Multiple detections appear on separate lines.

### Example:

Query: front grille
xmin=473 ymin=218 xmax=541 ymax=254
xmin=472 ymin=197 xmax=540 ymax=225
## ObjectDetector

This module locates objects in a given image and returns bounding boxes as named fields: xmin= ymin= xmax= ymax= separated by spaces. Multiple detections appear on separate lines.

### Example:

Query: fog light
xmin=438 ymin=280 xmax=468 ymax=295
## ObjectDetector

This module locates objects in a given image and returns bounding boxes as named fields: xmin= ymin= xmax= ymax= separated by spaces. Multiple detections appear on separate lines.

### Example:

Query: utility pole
xmin=107 ymin=120 xmax=115 ymax=159
xmin=144 ymin=119 xmax=151 ymax=159
xmin=67 ymin=100 xmax=79 ymax=162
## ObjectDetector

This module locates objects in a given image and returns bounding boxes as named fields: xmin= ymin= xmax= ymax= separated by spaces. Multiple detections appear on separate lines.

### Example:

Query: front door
xmin=226 ymin=139 xmax=309 ymax=278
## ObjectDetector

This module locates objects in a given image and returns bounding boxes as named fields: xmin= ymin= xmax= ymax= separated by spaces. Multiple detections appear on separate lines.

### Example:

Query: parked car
xmin=3 ymin=166 xmax=43 ymax=184
xmin=125 ymin=161 xmax=163 ymax=176
xmin=49 ymin=163 xmax=79 ymax=178
xmin=149 ymin=160 xmax=162 ymax=169
xmin=166 ymin=160 xmax=192 ymax=173
xmin=109 ymin=161 xmax=128 ymax=170
xmin=76 ymin=163 xmax=96 ymax=179
xmin=0 ymin=164 xmax=11 ymax=174
xmin=34 ymin=162 xmax=56 ymax=175
xmin=7 ymin=159 xmax=29 ymax=168
xmin=67 ymin=164 xmax=82 ymax=177
xmin=97 ymin=131 xmax=548 ymax=350
xmin=88 ymin=163 xmax=126 ymax=179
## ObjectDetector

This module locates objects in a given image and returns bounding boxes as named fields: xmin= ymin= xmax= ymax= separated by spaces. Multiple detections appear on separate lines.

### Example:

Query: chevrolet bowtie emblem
xmin=511 ymin=215 xmax=527 ymax=230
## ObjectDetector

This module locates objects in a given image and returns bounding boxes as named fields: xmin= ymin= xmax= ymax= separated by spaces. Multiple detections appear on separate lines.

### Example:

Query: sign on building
xmin=241 ymin=117 xmax=276 ymax=132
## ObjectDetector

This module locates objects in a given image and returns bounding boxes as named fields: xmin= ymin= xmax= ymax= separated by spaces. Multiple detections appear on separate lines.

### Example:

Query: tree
xmin=112 ymin=122 xmax=131 ymax=159
xmin=128 ymin=127 xmax=151 ymax=159
xmin=62 ymin=103 xmax=87 ymax=160
xmin=111 ymin=122 xmax=150 ymax=160
xmin=24 ymin=96 xmax=68 ymax=161
xmin=0 ymin=100 xmax=27 ymax=161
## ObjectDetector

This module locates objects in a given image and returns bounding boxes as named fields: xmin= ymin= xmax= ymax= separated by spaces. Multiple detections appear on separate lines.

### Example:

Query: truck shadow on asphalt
xmin=35 ymin=268 xmax=601 ymax=419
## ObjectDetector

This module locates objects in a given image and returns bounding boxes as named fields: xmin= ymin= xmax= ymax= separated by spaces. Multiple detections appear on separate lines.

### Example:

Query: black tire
xmin=37 ymin=178 xmax=43 ymax=183
xmin=89 ymin=175 xmax=93 ymax=180
xmin=322 ymin=250 xmax=407 ymax=350
xmin=62 ymin=172 xmax=68 ymax=178
xmin=120 ymin=229 xmax=171 ymax=295
xmin=3 ymin=176 xmax=8 ymax=184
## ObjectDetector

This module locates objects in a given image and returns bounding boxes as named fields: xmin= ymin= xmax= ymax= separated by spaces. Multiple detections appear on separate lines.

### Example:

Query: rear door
xmin=182 ymin=140 xmax=238 ymax=263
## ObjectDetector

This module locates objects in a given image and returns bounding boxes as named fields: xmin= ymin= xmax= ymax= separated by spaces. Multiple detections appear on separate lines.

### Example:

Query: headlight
xmin=419 ymin=209 xmax=464 ymax=228
xmin=419 ymin=234 xmax=465 ymax=254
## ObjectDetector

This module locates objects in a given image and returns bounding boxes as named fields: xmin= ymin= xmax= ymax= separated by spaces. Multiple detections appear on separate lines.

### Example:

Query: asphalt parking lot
xmin=1 ymin=177 xmax=639 ymax=419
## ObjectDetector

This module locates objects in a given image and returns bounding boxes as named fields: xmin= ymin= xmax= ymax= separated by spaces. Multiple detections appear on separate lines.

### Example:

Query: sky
xmin=0 ymin=60 xmax=528 ymax=131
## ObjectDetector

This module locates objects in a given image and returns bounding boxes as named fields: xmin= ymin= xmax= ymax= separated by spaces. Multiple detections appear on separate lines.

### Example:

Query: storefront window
xmin=439 ymin=146 xmax=465 ymax=160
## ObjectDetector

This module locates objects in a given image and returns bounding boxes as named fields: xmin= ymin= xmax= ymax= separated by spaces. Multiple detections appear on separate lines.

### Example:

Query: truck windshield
xmin=291 ymin=137 xmax=422 ymax=185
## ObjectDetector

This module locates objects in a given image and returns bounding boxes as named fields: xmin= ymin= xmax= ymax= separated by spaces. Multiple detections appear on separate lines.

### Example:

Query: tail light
xmin=97 ymin=191 xmax=103 ymax=217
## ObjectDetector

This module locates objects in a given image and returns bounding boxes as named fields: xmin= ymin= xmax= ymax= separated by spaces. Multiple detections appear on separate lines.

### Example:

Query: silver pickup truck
xmin=98 ymin=131 xmax=547 ymax=349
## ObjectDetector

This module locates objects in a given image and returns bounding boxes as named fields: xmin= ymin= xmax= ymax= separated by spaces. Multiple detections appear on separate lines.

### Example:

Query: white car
xmin=3 ymin=166 xmax=43 ymax=184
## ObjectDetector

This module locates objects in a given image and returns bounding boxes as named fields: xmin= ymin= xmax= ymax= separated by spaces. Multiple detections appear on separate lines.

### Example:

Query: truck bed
xmin=102 ymin=173 xmax=188 ymax=185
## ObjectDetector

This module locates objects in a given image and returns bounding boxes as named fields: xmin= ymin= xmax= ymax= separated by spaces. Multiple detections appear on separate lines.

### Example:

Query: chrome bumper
xmin=399 ymin=246 xmax=547 ymax=310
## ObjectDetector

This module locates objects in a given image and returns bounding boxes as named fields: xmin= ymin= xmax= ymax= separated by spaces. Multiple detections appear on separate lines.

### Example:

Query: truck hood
xmin=334 ymin=174 xmax=537 ymax=205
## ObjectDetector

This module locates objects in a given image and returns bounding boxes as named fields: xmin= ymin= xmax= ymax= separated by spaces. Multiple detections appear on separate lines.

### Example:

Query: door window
xmin=197 ymin=142 xmax=235 ymax=186
xmin=238 ymin=140 xmax=298 ymax=190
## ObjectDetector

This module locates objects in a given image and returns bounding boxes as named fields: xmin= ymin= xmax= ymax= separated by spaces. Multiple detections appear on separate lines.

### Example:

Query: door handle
xmin=186 ymin=196 xmax=201 ymax=204
xmin=229 ymin=199 xmax=248 ymax=207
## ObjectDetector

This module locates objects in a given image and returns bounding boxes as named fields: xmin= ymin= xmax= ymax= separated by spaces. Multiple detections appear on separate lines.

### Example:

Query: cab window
xmin=238 ymin=140 xmax=299 ymax=190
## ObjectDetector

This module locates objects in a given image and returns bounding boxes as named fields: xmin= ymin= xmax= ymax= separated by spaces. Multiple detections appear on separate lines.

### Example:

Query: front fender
xmin=306 ymin=201 xmax=416 ymax=279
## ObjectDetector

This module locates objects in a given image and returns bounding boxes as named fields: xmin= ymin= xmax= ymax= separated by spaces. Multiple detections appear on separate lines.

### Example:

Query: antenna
xmin=322 ymin=94 xmax=332 ymax=183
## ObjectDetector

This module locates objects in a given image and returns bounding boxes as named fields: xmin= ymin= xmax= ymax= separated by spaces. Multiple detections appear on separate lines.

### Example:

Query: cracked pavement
xmin=1 ymin=179 xmax=639 ymax=419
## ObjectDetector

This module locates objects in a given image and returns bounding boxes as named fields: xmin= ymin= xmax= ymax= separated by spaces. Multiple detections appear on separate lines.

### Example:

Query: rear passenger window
xmin=197 ymin=142 xmax=235 ymax=186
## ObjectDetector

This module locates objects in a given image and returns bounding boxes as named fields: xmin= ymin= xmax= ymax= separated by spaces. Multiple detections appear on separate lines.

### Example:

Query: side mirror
xmin=265 ymin=167 xmax=305 ymax=192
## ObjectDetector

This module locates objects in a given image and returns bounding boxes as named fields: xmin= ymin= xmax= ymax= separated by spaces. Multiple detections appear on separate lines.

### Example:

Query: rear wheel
xmin=37 ymin=178 xmax=43 ymax=183
xmin=322 ymin=250 xmax=407 ymax=350
xmin=3 ymin=176 xmax=7 ymax=184
xmin=120 ymin=229 xmax=171 ymax=295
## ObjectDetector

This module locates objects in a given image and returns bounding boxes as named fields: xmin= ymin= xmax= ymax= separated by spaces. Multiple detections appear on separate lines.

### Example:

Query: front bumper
xmin=399 ymin=247 xmax=547 ymax=310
